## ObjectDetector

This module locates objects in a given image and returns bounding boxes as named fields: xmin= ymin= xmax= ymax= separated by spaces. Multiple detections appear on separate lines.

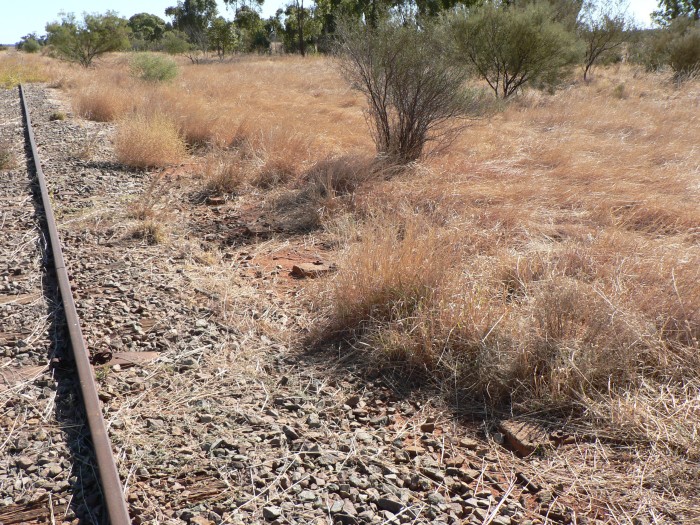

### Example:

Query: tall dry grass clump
xmin=317 ymin=67 xmax=700 ymax=465
xmin=203 ymin=150 xmax=250 ymax=194
xmin=74 ymin=84 xmax=133 ymax=121
xmin=326 ymin=217 xmax=455 ymax=337
xmin=114 ymin=113 xmax=187 ymax=169
xmin=323 ymin=219 xmax=699 ymax=445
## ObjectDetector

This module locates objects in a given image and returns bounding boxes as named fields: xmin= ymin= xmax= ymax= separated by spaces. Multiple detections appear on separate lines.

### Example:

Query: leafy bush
xmin=337 ymin=20 xmax=485 ymax=163
xmin=668 ymin=26 xmax=700 ymax=78
xmin=130 ymin=53 xmax=179 ymax=82
xmin=20 ymin=38 xmax=41 ymax=53
xmin=450 ymin=1 xmax=580 ymax=98
xmin=160 ymin=30 xmax=193 ymax=55
xmin=633 ymin=19 xmax=699 ymax=74
xmin=45 ymin=12 xmax=130 ymax=67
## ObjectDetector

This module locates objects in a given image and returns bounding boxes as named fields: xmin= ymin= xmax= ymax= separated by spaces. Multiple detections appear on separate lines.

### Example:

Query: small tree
xmin=234 ymin=6 xmax=270 ymax=52
xmin=668 ymin=23 xmax=700 ymax=78
xmin=282 ymin=1 xmax=322 ymax=54
xmin=450 ymin=2 xmax=580 ymax=98
xmin=579 ymin=0 xmax=631 ymax=80
xmin=46 ymin=12 xmax=131 ymax=67
xmin=166 ymin=0 xmax=219 ymax=58
xmin=128 ymin=13 xmax=167 ymax=49
xmin=17 ymin=33 xmax=43 ymax=53
xmin=337 ymin=20 xmax=483 ymax=163
xmin=209 ymin=17 xmax=239 ymax=58
xmin=653 ymin=0 xmax=700 ymax=25
xmin=161 ymin=30 xmax=194 ymax=55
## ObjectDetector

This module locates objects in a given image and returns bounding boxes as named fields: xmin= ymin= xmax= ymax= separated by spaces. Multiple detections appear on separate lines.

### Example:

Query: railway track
xmin=3 ymin=79 xmax=661 ymax=525
xmin=1 ymin=86 xmax=130 ymax=524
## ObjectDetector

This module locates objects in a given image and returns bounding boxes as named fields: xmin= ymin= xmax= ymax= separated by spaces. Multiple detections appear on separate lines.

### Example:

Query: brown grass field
xmin=4 ymin=50 xmax=699 ymax=520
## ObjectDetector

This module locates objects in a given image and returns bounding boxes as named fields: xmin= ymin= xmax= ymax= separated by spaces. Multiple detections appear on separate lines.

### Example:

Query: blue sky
xmin=1 ymin=0 xmax=660 ymax=44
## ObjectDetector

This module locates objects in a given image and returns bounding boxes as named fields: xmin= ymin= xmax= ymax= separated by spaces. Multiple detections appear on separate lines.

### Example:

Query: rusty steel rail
xmin=19 ymin=84 xmax=132 ymax=525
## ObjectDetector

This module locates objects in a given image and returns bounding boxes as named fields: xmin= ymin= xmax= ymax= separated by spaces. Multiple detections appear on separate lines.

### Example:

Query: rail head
xmin=19 ymin=84 xmax=132 ymax=525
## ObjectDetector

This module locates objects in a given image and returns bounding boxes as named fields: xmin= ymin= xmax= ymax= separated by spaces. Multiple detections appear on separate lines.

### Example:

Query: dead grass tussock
xmin=129 ymin=219 xmax=167 ymax=245
xmin=203 ymin=149 xmax=251 ymax=194
xmin=317 ymin=68 xmax=700 ymax=458
xmin=114 ymin=113 xmax=187 ymax=169
xmin=246 ymin=128 xmax=314 ymax=188
xmin=73 ymin=83 xmax=133 ymax=122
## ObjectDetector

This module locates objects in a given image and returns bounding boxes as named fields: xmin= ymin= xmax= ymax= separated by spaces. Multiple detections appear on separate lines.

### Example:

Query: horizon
xmin=1 ymin=0 xmax=660 ymax=45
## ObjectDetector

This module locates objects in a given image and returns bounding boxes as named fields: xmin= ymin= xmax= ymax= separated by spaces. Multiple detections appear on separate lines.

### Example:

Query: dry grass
xmin=0 ymin=52 xmax=51 ymax=88
xmin=52 ymin=55 xmax=700 ymax=518
xmin=114 ymin=113 xmax=187 ymax=169
xmin=320 ymin=66 xmax=700 ymax=459
xmin=129 ymin=220 xmax=167 ymax=245
xmin=74 ymin=83 xmax=133 ymax=121
xmin=203 ymin=149 xmax=251 ymax=194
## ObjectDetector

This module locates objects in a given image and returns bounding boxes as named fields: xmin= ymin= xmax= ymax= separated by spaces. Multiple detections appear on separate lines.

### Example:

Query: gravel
xmin=2 ymin=84 xmax=593 ymax=525
xmin=0 ymin=85 xmax=100 ymax=523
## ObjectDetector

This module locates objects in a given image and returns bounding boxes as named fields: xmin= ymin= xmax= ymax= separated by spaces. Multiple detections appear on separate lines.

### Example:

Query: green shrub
xmin=668 ymin=27 xmax=700 ymax=78
xmin=633 ymin=20 xmax=699 ymax=74
xmin=129 ymin=53 xmax=179 ymax=82
xmin=21 ymin=39 xmax=41 ymax=53
xmin=449 ymin=1 xmax=580 ymax=98
xmin=160 ymin=30 xmax=192 ymax=55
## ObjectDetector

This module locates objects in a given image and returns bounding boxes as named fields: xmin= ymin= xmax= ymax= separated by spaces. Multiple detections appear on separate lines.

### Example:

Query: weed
xmin=204 ymin=150 xmax=249 ymax=195
xmin=130 ymin=53 xmax=178 ymax=83
xmin=72 ymin=128 xmax=102 ymax=160
xmin=612 ymin=83 xmax=627 ymax=99
xmin=130 ymin=220 xmax=166 ymax=245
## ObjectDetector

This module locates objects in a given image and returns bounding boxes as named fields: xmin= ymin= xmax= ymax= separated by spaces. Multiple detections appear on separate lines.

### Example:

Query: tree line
xmin=12 ymin=0 xmax=700 ymax=85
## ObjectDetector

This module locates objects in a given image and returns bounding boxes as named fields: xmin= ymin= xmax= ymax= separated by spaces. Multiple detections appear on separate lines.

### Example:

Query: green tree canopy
xmin=166 ymin=0 xmax=219 ymax=50
xmin=235 ymin=6 xmax=271 ymax=51
xmin=46 ymin=12 xmax=131 ymax=67
xmin=128 ymin=13 xmax=167 ymax=42
xmin=208 ymin=16 xmax=240 ymax=57
xmin=450 ymin=1 xmax=580 ymax=98
xmin=654 ymin=0 xmax=700 ymax=24
xmin=17 ymin=33 xmax=45 ymax=53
